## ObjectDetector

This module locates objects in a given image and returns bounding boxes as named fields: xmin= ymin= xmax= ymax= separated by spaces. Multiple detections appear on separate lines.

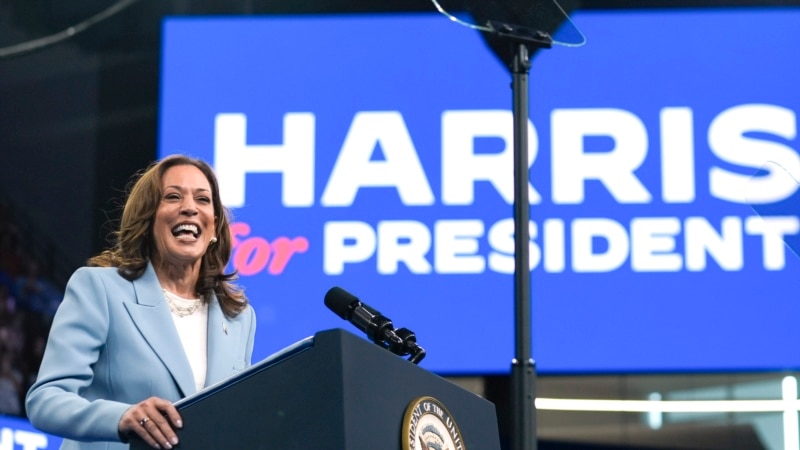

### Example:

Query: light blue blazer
xmin=25 ymin=263 xmax=256 ymax=450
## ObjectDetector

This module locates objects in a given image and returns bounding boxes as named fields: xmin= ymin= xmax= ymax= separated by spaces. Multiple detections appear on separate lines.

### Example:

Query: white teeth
xmin=173 ymin=224 xmax=199 ymax=236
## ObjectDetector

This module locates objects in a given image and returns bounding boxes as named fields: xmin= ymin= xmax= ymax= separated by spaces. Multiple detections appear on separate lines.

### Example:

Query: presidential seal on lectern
xmin=402 ymin=396 xmax=465 ymax=450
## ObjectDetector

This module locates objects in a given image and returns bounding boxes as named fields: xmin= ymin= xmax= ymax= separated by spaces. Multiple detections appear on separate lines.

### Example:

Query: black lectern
xmin=132 ymin=328 xmax=500 ymax=449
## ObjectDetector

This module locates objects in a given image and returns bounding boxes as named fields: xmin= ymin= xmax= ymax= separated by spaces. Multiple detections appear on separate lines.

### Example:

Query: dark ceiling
xmin=3 ymin=0 xmax=799 ymax=58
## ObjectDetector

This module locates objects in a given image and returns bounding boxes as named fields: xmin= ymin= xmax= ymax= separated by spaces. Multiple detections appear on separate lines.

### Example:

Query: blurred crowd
xmin=0 ymin=201 xmax=64 ymax=418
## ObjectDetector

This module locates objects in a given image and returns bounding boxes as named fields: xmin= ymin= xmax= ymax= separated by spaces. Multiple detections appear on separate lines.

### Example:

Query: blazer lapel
xmin=205 ymin=296 xmax=240 ymax=386
xmin=126 ymin=263 xmax=197 ymax=397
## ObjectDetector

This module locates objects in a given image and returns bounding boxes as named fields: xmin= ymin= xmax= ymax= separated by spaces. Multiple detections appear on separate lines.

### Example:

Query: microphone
xmin=325 ymin=287 xmax=426 ymax=362
xmin=392 ymin=327 xmax=426 ymax=364
xmin=324 ymin=286 xmax=404 ymax=350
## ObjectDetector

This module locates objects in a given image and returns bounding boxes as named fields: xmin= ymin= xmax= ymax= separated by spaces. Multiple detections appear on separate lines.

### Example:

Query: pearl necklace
xmin=162 ymin=288 xmax=202 ymax=317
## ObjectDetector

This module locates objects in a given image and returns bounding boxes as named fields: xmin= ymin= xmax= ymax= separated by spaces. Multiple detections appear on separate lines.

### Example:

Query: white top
xmin=163 ymin=289 xmax=208 ymax=392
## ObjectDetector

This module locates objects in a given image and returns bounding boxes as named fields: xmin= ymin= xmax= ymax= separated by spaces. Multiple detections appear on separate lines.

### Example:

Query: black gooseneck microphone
xmin=324 ymin=286 xmax=403 ymax=349
xmin=324 ymin=286 xmax=426 ymax=364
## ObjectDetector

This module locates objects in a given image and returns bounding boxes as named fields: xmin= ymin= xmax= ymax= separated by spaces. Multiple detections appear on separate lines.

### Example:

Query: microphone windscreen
xmin=324 ymin=286 xmax=358 ymax=320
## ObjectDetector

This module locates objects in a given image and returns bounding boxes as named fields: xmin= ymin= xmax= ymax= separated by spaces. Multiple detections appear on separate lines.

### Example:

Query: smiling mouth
xmin=172 ymin=224 xmax=199 ymax=241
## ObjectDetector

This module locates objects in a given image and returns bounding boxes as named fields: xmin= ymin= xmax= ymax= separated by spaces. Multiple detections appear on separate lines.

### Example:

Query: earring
xmin=210 ymin=237 xmax=218 ymax=244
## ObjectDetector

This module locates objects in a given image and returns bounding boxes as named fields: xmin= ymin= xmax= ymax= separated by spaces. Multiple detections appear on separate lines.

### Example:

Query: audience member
xmin=0 ymin=352 xmax=22 ymax=416
xmin=17 ymin=259 xmax=63 ymax=318
xmin=0 ymin=201 xmax=63 ymax=418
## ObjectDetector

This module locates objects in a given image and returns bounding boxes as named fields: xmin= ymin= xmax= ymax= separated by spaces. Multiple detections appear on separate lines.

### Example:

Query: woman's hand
xmin=119 ymin=396 xmax=183 ymax=449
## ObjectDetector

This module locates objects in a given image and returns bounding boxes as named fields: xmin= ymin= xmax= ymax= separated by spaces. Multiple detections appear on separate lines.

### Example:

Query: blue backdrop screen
xmin=159 ymin=9 xmax=800 ymax=374
xmin=0 ymin=414 xmax=61 ymax=449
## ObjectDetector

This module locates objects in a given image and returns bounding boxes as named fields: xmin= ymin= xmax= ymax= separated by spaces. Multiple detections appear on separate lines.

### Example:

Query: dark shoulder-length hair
xmin=88 ymin=154 xmax=247 ymax=318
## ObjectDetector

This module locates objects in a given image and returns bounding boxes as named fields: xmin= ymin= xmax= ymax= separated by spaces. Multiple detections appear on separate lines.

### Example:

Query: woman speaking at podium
xmin=26 ymin=154 xmax=257 ymax=449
